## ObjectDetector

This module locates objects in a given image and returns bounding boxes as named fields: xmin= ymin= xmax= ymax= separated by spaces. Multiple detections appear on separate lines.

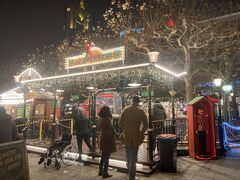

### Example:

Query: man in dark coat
xmin=73 ymin=106 xmax=92 ymax=162
xmin=0 ymin=106 xmax=18 ymax=144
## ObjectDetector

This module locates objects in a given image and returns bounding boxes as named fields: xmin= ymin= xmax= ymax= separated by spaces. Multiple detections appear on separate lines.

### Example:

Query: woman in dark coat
xmin=73 ymin=107 xmax=92 ymax=162
xmin=98 ymin=106 xmax=116 ymax=178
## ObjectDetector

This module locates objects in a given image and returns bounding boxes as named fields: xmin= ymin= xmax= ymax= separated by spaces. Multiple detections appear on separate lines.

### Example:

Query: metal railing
xmin=152 ymin=118 xmax=188 ymax=144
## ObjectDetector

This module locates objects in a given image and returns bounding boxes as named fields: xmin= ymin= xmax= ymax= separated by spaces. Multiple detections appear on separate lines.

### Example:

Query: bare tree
xmin=104 ymin=0 xmax=240 ymax=101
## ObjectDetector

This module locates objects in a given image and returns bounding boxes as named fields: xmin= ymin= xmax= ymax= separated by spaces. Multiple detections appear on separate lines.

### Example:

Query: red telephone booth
xmin=187 ymin=96 xmax=219 ymax=160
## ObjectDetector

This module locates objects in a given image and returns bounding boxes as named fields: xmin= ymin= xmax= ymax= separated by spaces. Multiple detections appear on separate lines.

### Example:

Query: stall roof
xmin=187 ymin=96 xmax=219 ymax=105
xmin=187 ymin=96 xmax=205 ymax=105
xmin=19 ymin=63 xmax=186 ymax=91
xmin=0 ymin=68 xmax=51 ymax=104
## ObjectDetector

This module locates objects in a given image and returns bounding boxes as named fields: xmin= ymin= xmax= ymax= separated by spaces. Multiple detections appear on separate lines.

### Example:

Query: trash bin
xmin=157 ymin=134 xmax=178 ymax=173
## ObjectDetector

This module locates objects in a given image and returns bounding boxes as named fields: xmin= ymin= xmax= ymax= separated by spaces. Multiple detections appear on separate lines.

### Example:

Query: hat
xmin=132 ymin=95 xmax=140 ymax=103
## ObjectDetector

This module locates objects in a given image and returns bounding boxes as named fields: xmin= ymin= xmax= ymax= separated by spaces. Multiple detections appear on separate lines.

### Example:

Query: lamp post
xmin=147 ymin=51 xmax=159 ymax=161
xmin=222 ymin=84 xmax=233 ymax=123
xmin=169 ymin=89 xmax=177 ymax=134
xmin=213 ymin=78 xmax=224 ymax=155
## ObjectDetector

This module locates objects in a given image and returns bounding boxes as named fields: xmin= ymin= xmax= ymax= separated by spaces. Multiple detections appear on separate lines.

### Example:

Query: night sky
xmin=0 ymin=0 xmax=111 ymax=88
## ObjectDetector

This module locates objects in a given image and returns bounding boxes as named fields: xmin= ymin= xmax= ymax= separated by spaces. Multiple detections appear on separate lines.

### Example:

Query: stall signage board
xmin=25 ymin=92 xmax=37 ymax=99
xmin=141 ymin=91 xmax=154 ymax=97
xmin=65 ymin=46 xmax=125 ymax=69
xmin=0 ymin=140 xmax=30 ymax=180
xmin=16 ymin=104 xmax=31 ymax=119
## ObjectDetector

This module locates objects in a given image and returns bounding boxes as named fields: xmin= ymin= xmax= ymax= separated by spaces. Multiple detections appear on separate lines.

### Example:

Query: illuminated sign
xmin=65 ymin=46 xmax=125 ymax=69
xmin=98 ymin=93 xmax=114 ymax=98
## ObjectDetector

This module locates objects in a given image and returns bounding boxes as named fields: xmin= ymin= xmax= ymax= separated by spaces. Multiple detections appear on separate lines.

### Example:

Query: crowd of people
xmin=0 ymin=96 xmax=167 ymax=180
xmin=70 ymin=95 xmax=149 ymax=179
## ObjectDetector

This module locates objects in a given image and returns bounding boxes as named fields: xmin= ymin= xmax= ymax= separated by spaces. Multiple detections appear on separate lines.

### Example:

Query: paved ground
xmin=28 ymin=153 xmax=240 ymax=180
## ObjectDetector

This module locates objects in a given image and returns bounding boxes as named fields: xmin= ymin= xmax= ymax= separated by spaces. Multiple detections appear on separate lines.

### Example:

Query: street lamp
xmin=14 ymin=75 xmax=21 ymax=84
xmin=213 ymin=78 xmax=224 ymax=155
xmin=222 ymin=85 xmax=233 ymax=92
xmin=213 ymin=78 xmax=222 ymax=87
xmin=148 ymin=52 xmax=159 ymax=63
xmin=147 ymin=51 xmax=159 ymax=162
xmin=222 ymin=84 xmax=233 ymax=123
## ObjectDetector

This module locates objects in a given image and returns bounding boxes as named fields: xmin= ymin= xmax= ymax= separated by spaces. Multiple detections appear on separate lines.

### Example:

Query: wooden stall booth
xmin=187 ymin=96 xmax=219 ymax=160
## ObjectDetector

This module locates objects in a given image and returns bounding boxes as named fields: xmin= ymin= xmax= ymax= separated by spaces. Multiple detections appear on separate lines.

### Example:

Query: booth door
xmin=33 ymin=100 xmax=47 ymax=119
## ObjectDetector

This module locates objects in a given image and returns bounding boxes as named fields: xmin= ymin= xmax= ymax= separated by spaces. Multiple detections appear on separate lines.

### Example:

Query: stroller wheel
xmin=55 ymin=161 xmax=61 ymax=170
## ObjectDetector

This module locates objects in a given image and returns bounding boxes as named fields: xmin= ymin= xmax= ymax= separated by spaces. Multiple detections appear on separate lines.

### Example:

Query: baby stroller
xmin=38 ymin=133 xmax=78 ymax=169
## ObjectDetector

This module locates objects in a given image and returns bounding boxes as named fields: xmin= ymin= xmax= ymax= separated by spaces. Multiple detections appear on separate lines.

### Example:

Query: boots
xmin=38 ymin=157 xmax=45 ymax=165
xmin=102 ymin=161 xmax=112 ymax=178
xmin=98 ymin=160 xmax=103 ymax=176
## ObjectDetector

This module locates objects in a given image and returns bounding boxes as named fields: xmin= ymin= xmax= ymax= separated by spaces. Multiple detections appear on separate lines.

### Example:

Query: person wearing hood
xmin=152 ymin=99 xmax=167 ymax=135
xmin=73 ymin=106 xmax=92 ymax=162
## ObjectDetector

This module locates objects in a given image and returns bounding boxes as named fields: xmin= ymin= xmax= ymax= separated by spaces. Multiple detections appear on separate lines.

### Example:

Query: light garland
xmin=19 ymin=68 xmax=42 ymax=78
xmin=154 ymin=64 xmax=187 ymax=77
xmin=0 ymin=87 xmax=19 ymax=97
xmin=20 ymin=63 xmax=150 ymax=83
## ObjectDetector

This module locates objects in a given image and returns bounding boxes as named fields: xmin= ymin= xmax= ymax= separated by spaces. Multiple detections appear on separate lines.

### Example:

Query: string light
xmin=20 ymin=63 xmax=150 ymax=83
xmin=154 ymin=64 xmax=187 ymax=77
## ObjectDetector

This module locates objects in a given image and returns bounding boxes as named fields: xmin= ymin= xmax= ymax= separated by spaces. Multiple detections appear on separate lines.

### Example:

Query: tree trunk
xmin=185 ymin=77 xmax=193 ymax=102
xmin=183 ymin=48 xmax=193 ymax=102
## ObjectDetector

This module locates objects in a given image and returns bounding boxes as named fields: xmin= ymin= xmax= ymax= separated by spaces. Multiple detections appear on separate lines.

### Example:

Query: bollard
xmin=39 ymin=119 xmax=43 ymax=143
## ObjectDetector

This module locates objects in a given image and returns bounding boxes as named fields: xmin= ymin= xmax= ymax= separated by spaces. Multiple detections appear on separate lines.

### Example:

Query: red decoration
xmin=85 ymin=43 xmax=92 ymax=57
xmin=166 ymin=19 xmax=174 ymax=28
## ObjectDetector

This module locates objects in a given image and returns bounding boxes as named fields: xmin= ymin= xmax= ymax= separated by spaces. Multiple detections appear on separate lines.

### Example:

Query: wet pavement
xmin=28 ymin=153 xmax=240 ymax=180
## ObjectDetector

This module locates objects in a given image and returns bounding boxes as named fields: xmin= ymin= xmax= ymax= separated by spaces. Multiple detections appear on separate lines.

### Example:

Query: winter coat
xmin=120 ymin=103 xmax=148 ymax=147
xmin=0 ymin=112 xmax=18 ymax=144
xmin=98 ymin=116 xmax=116 ymax=153
xmin=74 ymin=115 xmax=91 ymax=134
xmin=152 ymin=103 xmax=167 ymax=121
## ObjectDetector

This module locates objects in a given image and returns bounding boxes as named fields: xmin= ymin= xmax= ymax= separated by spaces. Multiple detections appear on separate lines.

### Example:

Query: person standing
xmin=195 ymin=106 xmax=209 ymax=157
xmin=120 ymin=96 xmax=148 ymax=180
xmin=152 ymin=99 xmax=167 ymax=135
xmin=0 ymin=106 xmax=19 ymax=144
xmin=98 ymin=106 xmax=116 ymax=178
xmin=73 ymin=107 xmax=92 ymax=162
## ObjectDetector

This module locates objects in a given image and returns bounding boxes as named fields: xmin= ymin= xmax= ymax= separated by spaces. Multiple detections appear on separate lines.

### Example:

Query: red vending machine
xmin=187 ymin=96 xmax=218 ymax=160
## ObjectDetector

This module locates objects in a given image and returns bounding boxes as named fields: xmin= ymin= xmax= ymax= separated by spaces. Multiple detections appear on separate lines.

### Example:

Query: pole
xmin=91 ymin=75 xmax=97 ymax=152
xmin=39 ymin=119 xmax=43 ymax=143
xmin=23 ymin=94 xmax=26 ymax=118
xmin=223 ymin=93 xmax=229 ymax=122
xmin=70 ymin=118 xmax=74 ymax=135
xmin=171 ymin=95 xmax=176 ymax=134
xmin=218 ymin=94 xmax=224 ymax=155
xmin=52 ymin=93 xmax=57 ymax=143
xmin=147 ymin=65 xmax=154 ymax=162
xmin=232 ymin=80 xmax=238 ymax=119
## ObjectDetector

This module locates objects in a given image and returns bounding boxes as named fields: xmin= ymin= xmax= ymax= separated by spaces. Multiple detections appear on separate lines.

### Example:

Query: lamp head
xmin=213 ymin=78 xmax=222 ymax=87
xmin=148 ymin=52 xmax=159 ymax=63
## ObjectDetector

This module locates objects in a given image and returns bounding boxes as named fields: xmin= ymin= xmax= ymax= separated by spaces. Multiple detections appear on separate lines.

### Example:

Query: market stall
xmin=17 ymin=45 xmax=186 ymax=173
